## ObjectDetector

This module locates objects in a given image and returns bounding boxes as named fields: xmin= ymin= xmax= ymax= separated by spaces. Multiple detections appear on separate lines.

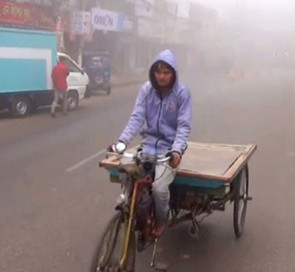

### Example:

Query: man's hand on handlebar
xmin=107 ymin=144 xmax=181 ymax=167
xmin=169 ymin=151 xmax=181 ymax=168
xmin=107 ymin=141 xmax=127 ymax=154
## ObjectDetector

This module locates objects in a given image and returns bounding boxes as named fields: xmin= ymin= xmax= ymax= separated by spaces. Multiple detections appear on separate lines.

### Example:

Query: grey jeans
xmin=152 ymin=161 xmax=176 ymax=226
xmin=51 ymin=89 xmax=68 ymax=114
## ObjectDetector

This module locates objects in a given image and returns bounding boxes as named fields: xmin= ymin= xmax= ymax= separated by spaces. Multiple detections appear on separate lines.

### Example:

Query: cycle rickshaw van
xmin=82 ymin=51 xmax=111 ymax=96
xmin=94 ymin=141 xmax=257 ymax=272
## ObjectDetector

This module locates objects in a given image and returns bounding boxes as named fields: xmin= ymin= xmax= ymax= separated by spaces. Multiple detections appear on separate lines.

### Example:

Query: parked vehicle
xmin=82 ymin=51 xmax=111 ymax=96
xmin=0 ymin=27 xmax=89 ymax=117
xmin=58 ymin=52 xmax=89 ymax=109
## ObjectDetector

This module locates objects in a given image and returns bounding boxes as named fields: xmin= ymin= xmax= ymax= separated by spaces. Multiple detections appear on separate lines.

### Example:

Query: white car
xmin=57 ymin=52 xmax=89 ymax=110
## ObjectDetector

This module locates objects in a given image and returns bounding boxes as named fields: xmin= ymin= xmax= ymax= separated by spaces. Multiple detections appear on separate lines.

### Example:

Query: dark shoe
xmin=63 ymin=112 xmax=67 ymax=116
xmin=51 ymin=112 xmax=55 ymax=118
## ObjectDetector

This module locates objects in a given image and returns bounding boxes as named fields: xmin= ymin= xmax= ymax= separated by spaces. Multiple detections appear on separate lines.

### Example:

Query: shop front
xmin=82 ymin=7 xmax=136 ymax=74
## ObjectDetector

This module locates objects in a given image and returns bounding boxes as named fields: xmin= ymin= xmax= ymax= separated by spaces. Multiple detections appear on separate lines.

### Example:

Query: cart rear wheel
xmin=233 ymin=164 xmax=249 ymax=238
xmin=90 ymin=212 xmax=135 ymax=272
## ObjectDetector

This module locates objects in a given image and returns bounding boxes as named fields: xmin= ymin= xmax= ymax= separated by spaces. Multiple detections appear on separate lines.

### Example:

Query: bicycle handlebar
xmin=106 ymin=151 xmax=171 ymax=163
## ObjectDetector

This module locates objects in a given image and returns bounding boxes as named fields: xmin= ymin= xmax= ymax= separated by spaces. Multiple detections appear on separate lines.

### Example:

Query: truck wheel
xmin=10 ymin=96 xmax=31 ymax=117
xmin=67 ymin=91 xmax=79 ymax=110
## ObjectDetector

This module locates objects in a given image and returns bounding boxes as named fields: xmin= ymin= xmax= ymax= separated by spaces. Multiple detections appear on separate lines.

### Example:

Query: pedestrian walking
xmin=50 ymin=60 xmax=69 ymax=117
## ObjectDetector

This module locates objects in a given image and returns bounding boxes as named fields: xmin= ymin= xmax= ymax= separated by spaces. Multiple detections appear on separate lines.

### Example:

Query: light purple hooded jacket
xmin=119 ymin=49 xmax=192 ymax=155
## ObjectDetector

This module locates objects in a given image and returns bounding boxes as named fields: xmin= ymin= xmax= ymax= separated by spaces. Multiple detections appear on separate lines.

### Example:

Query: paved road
xmin=1 ymin=68 xmax=295 ymax=272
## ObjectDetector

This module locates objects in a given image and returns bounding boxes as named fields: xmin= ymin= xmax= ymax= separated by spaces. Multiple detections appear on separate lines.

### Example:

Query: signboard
xmin=91 ymin=8 xmax=121 ymax=32
xmin=83 ymin=12 xmax=91 ymax=34
xmin=12 ymin=0 xmax=52 ymax=7
xmin=0 ymin=0 xmax=55 ymax=30
xmin=71 ymin=11 xmax=91 ymax=35
xmin=165 ymin=0 xmax=191 ymax=19
xmin=135 ymin=0 xmax=154 ymax=18
xmin=122 ymin=16 xmax=133 ymax=32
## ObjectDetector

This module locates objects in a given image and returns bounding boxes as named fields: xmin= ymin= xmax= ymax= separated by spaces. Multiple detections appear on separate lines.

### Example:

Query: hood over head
xmin=149 ymin=49 xmax=178 ymax=91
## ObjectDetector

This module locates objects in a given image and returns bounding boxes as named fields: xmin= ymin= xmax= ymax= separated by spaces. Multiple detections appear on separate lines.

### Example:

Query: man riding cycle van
xmin=111 ymin=49 xmax=192 ymax=237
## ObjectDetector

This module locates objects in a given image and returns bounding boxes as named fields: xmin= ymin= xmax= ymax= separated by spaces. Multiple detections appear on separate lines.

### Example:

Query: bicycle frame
xmin=120 ymin=180 xmax=138 ymax=267
xmin=105 ymin=153 xmax=162 ymax=269
xmin=104 ymin=152 xmax=170 ymax=269
xmin=120 ymin=174 xmax=154 ymax=268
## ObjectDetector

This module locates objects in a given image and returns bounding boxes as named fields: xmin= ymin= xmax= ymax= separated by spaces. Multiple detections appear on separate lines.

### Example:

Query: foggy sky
xmin=194 ymin=0 xmax=295 ymax=32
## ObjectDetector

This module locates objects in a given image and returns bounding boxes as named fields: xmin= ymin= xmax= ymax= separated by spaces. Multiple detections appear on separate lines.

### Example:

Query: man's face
xmin=154 ymin=65 xmax=173 ymax=88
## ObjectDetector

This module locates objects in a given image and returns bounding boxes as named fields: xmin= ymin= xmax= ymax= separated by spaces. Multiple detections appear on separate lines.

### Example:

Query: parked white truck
xmin=0 ymin=27 xmax=89 ymax=117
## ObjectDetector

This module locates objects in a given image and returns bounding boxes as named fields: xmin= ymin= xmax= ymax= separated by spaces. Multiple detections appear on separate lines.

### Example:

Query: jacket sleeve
xmin=172 ymin=87 xmax=192 ymax=154
xmin=118 ymin=85 xmax=147 ymax=146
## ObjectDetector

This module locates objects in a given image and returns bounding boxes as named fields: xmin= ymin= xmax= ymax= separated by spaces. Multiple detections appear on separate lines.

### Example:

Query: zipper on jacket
xmin=155 ymin=96 xmax=163 ymax=152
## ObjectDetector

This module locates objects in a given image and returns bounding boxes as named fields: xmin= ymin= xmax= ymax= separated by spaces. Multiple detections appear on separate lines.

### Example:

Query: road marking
xmin=65 ymin=149 xmax=106 ymax=173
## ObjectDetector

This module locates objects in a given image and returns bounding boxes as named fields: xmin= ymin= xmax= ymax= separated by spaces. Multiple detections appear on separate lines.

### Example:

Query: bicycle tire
xmin=90 ymin=211 xmax=136 ymax=272
xmin=233 ymin=164 xmax=249 ymax=238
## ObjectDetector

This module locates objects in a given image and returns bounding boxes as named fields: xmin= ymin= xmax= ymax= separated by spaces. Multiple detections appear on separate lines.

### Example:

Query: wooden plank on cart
xmin=177 ymin=142 xmax=257 ymax=183
xmin=99 ymin=142 xmax=257 ymax=183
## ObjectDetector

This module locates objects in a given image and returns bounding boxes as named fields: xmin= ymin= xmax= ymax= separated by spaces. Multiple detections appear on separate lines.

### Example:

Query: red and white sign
xmin=0 ymin=0 xmax=55 ymax=30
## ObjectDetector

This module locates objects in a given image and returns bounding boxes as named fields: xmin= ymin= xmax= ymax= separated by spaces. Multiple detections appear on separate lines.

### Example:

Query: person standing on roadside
xmin=50 ymin=60 xmax=69 ymax=117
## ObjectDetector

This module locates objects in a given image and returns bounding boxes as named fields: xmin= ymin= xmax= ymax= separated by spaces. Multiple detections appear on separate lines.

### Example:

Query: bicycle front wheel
xmin=90 ymin=211 xmax=136 ymax=272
